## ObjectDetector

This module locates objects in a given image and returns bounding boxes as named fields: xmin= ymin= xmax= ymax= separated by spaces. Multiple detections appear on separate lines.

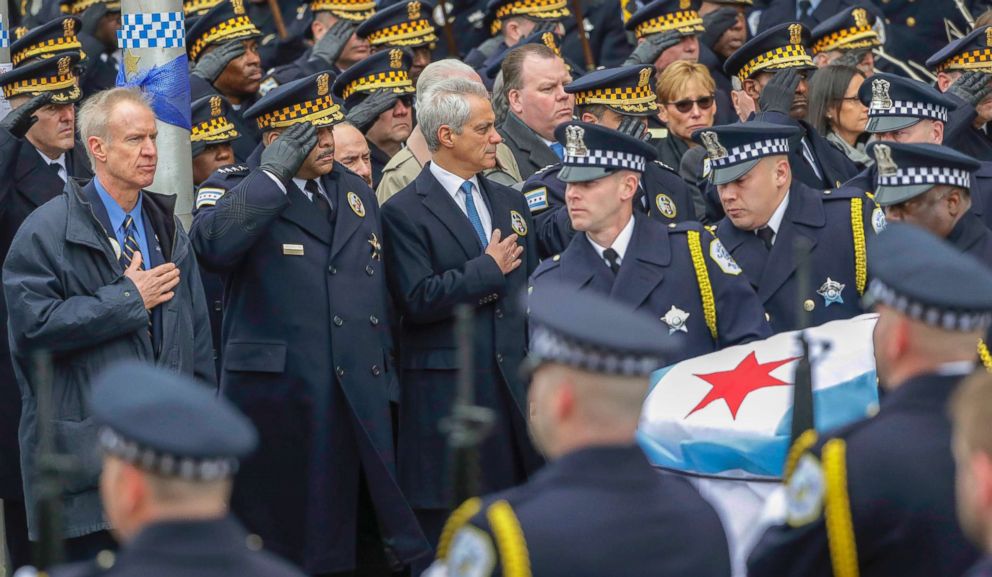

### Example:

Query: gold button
xmin=906 ymin=16 xmax=916 ymax=26
xmin=804 ymin=299 xmax=815 ymax=312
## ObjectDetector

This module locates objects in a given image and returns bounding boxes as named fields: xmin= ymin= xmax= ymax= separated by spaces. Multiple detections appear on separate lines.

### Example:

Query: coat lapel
xmin=279 ymin=180 xmax=333 ymax=244
xmin=419 ymin=165 xmax=484 ymax=259
xmin=757 ymin=184 xmax=824 ymax=302
xmin=558 ymin=233 xmax=602 ymax=290
xmin=504 ymin=112 xmax=559 ymax=169
xmin=328 ymin=168 xmax=365 ymax=260
xmin=609 ymin=216 xmax=669 ymax=308
xmin=15 ymin=141 xmax=65 ymax=208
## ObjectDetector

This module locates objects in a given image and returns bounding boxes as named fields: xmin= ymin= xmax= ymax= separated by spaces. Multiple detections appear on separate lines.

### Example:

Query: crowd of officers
xmin=5 ymin=0 xmax=992 ymax=575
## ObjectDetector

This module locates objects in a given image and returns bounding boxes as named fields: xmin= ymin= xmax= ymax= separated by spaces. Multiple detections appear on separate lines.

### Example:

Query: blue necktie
xmin=550 ymin=142 xmax=565 ymax=160
xmin=460 ymin=181 xmax=489 ymax=248
xmin=119 ymin=215 xmax=144 ymax=270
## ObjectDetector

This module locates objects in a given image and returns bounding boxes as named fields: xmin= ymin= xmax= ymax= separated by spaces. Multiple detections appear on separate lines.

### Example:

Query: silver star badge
xmin=662 ymin=305 xmax=690 ymax=334
xmin=817 ymin=277 xmax=845 ymax=307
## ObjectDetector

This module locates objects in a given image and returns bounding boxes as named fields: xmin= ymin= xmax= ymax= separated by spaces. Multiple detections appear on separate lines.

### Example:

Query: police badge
xmin=817 ymin=277 xmax=845 ymax=307
xmin=700 ymin=131 xmax=727 ymax=160
xmin=231 ymin=0 xmax=245 ymax=15
xmin=389 ymin=48 xmax=403 ymax=69
xmin=210 ymin=95 xmax=222 ymax=117
xmin=789 ymin=23 xmax=803 ymax=45
xmin=638 ymin=67 xmax=652 ymax=88
xmin=870 ymin=78 xmax=892 ymax=110
xmin=408 ymin=0 xmax=421 ymax=19
xmin=873 ymin=143 xmax=898 ymax=177
xmin=852 ymin=8 xmax=869 ymax=28
xmin=317 ymin=72 xmax=330 ymax=96
xmin=565 ymin=125 xmax=588 ymax=157
xmin=662 ymin=305 xmax=690 ymax=334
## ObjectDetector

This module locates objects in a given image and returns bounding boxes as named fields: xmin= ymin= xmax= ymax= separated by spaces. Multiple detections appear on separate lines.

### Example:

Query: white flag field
xmin=637 ymin=313 xmax=880 ymax=573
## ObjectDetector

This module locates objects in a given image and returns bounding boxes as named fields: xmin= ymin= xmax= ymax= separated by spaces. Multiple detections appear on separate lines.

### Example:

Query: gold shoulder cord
xmin=783 ymin=429 xmax=819 ymax=481
xmin=823 ymin=439 xmax=859 ymax=577
xmin=850 ymin=198 xmax=867 ymax=296
xmin=979 ymin=339 xmax=992 ymax=372
xmin=687 ymin=230 xmax=718 ymax=341
xmin=487 ymin=500 xmax=532 ymax=577
xmin=436 ymin=497 xmax=482 ymax=560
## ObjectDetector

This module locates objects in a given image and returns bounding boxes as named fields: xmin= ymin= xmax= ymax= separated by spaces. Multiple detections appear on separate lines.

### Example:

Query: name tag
xmin=282 ymin=243 xmax=305 ymax=256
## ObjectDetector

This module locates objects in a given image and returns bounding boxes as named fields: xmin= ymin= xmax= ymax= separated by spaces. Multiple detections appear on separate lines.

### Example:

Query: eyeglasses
xmin=665 ymin=95 xmax=716 ymax=113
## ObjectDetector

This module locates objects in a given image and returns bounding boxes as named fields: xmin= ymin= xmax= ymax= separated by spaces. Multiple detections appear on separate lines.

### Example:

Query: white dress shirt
xmin=587 ymin=215 xmax=635 ymax=268
xmin=761 ymin=193 xmax=790 ymax=245
xmin=37 ymin=148 xmax=67 ymax=183
xmin=429 ymin=161 xmax=493 ymax=240
xmin=292 ymin=177 xmax=328 ymax=202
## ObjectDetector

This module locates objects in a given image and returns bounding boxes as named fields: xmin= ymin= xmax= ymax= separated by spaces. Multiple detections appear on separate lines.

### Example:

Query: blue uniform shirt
xmin=94 ymin=176 xmax=152 ymax=268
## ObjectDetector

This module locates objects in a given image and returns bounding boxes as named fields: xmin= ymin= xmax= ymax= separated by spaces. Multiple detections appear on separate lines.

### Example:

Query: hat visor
xmin=559 ymin=165 xmax=614 ymax=183
xmin=865 ymin=115 xmax=921 ymax=134
xmin=710 ymin=159 xmax=759 ymax=186
xmin=606 ymin=103 xmax=657 ymax=117
xmin=873 ymin=183 xmax=934 ymax=207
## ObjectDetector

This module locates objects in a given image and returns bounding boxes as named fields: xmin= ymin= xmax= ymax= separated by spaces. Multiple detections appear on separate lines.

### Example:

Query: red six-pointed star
xmin=686 ymin=351 xmax=800 ymax=420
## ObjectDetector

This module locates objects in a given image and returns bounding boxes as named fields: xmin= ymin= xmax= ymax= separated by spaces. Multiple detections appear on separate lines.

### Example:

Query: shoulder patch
xmin=709 ymin=238 xmax=742 ymax=275
xmin=446 ymin=526 xmax=497 ymax=577
xmin=524 ymin=186 xmax=549 ymax=213
xmin=655 ymin=193 xmax=678 ymax=218
xmin=871 ymin=205 xmax=886 ymax=234
xmin=259 ymin=76 xmax=280 ymax=97
xmin=786 ymin=452 xmax=825 ymax=527
xmin=195 ymin=187 xmax=226 ymax=210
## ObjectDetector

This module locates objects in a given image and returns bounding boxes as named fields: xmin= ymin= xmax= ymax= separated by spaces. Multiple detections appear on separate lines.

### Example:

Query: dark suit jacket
xmin=755 ymin=0 xmax=873 ymax=32
xmin=498 ymin=111 xmax=560 ymax=180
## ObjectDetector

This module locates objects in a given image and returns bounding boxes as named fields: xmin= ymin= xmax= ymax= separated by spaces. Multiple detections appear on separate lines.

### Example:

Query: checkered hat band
xmin=811 ymin=25 xmax=878 ymax=54
xmin=12 ymin=35 xmax=82 ymax=65
xmin=940 ymin=49 xmax=992 ymax=72
xmin=495 ymin=0 xmax=568 ymax=19
xmin=876 ymin=166 xmax=970 ymax=189
xmin=710 ymin=138 xmax=790 ymax=168
xmin=184 ymin=0 xmax=223 ymax=15
xmin=311 ymin=0 xmax=376 ymax=15
xmin=0 ymin=21 xmax=8 ymax=49
xmin=341 ymin=70 xmax=414 ymax=100
xmin=634 ymin=10 xmax=704 ymax=39
xmin=869 ymin=99 xmax=948 ymax=122
xmin=256 ymin=95 xmax=345 ymax=129
xmin=192 ymin=117 xmax=240 ymax=141
xmin=118 ymin=14 xmax=186 ymax=50
xmin=366 ymin=19 xmax=437 ymax=46
xmin=737 ymin=44 xmax=813 ymax=81
xmin=530 ymin=326 xmax=662 ymax=376
xmin=574 ymin=84 xmax=657 ymax=107
xmin=189 ymin=16 xmax=260 ymax=60
xmin=563 ymin=149 xmax=647 ymax=172
xmin=67 ymin=0 xmax=120 ymax=14
xmin=2 ymin=72 xmax=76 ymax=99
xmin=99 ymin=427 xmax=239 ymax=481
xmin=868 ymin=279 xmax=992 ymax=332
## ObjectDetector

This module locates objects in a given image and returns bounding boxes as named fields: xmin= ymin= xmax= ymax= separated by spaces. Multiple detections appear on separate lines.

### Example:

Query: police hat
xmin=566 ymin=64 xmax=658 ymax=116
xmin=356 ymin=0 xmax=438 ymax=49
xmin=191 ymin=94 xmax=240 ymax=156
xmin=485 ymin=0 xmax=570 ymax=35
xmin=866 ymin=222 xmax=992 ymax=332
xmin=332 ymin=49 xmax=416 ymax=109
xmin=860 ymin=73 xmax=957 ymax=134
xmin=60 ymin=0 xmax=120 ymax=15
xmin=90 ymin=361 xmax=258 ymax=481
xmin=867 ymin=141 xmax=980 ymax=206
xmin=310 ymin=0 xmax=377 ymax=22
xmin=244 ymin=71 xmax=345 ymax=131
xmin=184 ymin=0 xmax=224 ymax=17
xmin=691 ymin=121 xmax=799 ymax=185
xmin=724 ymin=22 xmax=815 ymax=83
xmin=186 ymin=0 xmax=263 ymax=62
xmin=527 ymin=282 xmax=679 ymax=375
xmin=625 ymin=0 xmax=704 ymax=40
xmin=10 ymin=16 xmax=84 ymax=68
xmin=483 ymin=29 xmax=564 ymax=79
xmin=555 ymin=121 xmax=658 ymax=183
xmin=809 ymin=6 xmax=879 ymax=56
xmin=0 ymin=50 xmax=82 ymax=104
xmin=926 ymin=24 xmax=992 ymax=73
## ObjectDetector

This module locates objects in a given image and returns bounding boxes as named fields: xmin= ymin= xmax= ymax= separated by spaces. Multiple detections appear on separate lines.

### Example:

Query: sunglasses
xmin=666 ymin=95 xmax=716 ymax=113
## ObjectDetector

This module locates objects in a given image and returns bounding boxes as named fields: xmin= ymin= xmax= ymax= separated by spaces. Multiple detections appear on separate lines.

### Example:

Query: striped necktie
xmin=119 ymin=215 xmax=143 ymax=270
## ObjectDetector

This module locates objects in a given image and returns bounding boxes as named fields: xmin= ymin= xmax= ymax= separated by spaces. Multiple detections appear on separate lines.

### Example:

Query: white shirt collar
xmin=763 ymin=192 xmax=790 ymax=239
xmin=36 ymin=148 xmax=67 ymax=179
xmin=429 ymin=161 xmax=480 ymax=200
xmin=292 ymin=177 xmax=325 ymax=201
xmin=933 ymin=361 xmax=976 ymax=377
xmin=587 ymin=214 xmax=635 ymax=264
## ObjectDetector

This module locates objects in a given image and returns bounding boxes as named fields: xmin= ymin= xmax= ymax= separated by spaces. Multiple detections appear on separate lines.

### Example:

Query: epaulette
xmin=533 ymin=163 xmax=560 ymax=177
xmin=217 ymin=164 xmax=249 ymax=175
xmin=820 ymin=186 xmax=862 ymax=200
xmin=664 ymin=220 xmax=705 ymax=234
xmin=652 ymin=159 xmax=678 ymax=173
xmin=530 ymin=254 xmax=561 ymax=278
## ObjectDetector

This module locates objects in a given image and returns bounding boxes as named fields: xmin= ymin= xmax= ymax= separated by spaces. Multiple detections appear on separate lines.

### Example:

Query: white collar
xmin=429 ymin=161 xmax=480 ymax=199
xmin=587 ymin=214 xmax=635 ymax=262
xmin=36 ymin=147 xmax=67 ymax=174
xmin=292 ymin=177 xmax=324 ymax=200
xmin=764 ymin=191 xmax=790 ymax=237
xmin=933 ymin=361 xmax=976 ymax=377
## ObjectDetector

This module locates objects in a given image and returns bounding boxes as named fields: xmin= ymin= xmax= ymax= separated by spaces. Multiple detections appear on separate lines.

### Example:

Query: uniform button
xmin=328 ymin=265 xmax=337 ymax=275
xmin=366 ymin=265 xmax=375 ymax=276
xmin=333 ymin=315 xmax=344 ymax=326
xmin=496 ymin=353 xmax=503 ymax=363
xmin=495 ymin=308 xmax=503 ymax=319
xmin=765 ymin=312 xmax=771 ymax=322
xmin=124 ymin=291 xmax=131 ymax=297
xmin=906 ymin=16 xmax=916 ymax=26
xmin=371 ymin=365 xmax=381 ymax=376
xmin=803 ymin=299 xmax=815 ymax=312
xmin=369 ymin=314 xmax=379 ymax=325
xmin=336 ymin=366 xmax=345 ymax=377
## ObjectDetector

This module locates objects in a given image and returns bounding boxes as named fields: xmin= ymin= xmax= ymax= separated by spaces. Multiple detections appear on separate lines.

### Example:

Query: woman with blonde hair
xmin=655 ymin=61 xmax=718 ymax=170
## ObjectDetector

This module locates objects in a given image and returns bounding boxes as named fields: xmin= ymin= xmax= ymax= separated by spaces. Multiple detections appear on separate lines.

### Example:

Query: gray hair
xmin=418 ymin=77 xmax=491 ymax=152
xmin=491 ymin=70 xmax=509 ymax=126
xmin=416 ymin=59 xmax=480 ymax=94
xmin=77 ymin=87 xmax=153 ymax=164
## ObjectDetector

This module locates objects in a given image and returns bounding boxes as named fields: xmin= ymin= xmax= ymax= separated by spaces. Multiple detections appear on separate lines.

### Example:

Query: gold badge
xmin=231 ymin=0 xmax=245 ymax=15
xmin=347 ymin=192 xmax=366 ymax=217
xmin=564 ymin=125 xmax=588 ymax=157
xmin=510 ymin=210 xmax=528 ymax=236
xmin=638 ymin=66 xmax=652 ymax=88
xmin=13 ymin=26 xmax=28 ymax=41
xmin=679 ymin=0 xmax=690 ymax=8
xmin=986 ymin=27 xmax=992 ymax=47
xmin=368 ymin=232 xmax=382 ymax=260
xmin=789 ymin=23 xmax=803 ymax=45
xmin=655 ymin=194 xmax=677 ymax=219
xmin=63 ymin=17 xmax=75 ymax=37
xmin=57 ymin=55 xmax=71 ymax=76
xmin=852 ymin=8 xmax=868 ymax=28
xmin=389 ymin=48 xmax=403 ymax=69
xmin=873 ymin=144 xmax=898 ymax=176
xmin=870 ymin=78 xmax=891 ymax=110
xmin=408 ymin=0 xmax=420 ymax=20
xmin=317 ymin=72 xmax=329 ymax=96
xmin=210 ymin=95 xmax=222 ymax=117
xmin=700 ymin=131 xmax=727 ymax=160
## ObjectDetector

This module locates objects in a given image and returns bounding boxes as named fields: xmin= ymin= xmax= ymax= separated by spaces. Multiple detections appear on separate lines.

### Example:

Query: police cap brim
xmin=559 ymin=165 xmax=615 ymax=183
xmin=711 ymin=158 xmax=760 ymax=186
xmin=873 ymin=183 xmax=935 ymax=207
xmin=864 ymin=115 xmax=921 ymax=134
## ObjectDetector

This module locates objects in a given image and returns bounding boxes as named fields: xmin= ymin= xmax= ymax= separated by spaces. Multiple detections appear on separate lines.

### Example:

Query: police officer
xmin=748 ymin=222 xmax=992 ymax=577
xmin=430 ymin=284 xmax=732 ymax=577
xmin=927 ymin=26 xmax=992 ymax=162
xmin=190 ymin=71 xmax=429 ymax=575
xmin=64 ymin=0 xmax=121 ymax=96
xmin=530 ymin=121 xmax=770 ymax=362
xmin=698 ymin=0 xmax=750 ymax=96
xmin=44 ymin=361 xmax=306 ymax=577
xmin=355 ymin=0 xmax=438 ymax=83
xmin=8 ymin=15 xmax=84 ymax=69
xmin=809 ymin=6 xmax=880 ymax=76
xmin=522 ymin=64 xmax=700 ymax=257
xmin=697 ymin=121 xmax=877 ymax=333
xmin=463 ymin=0 xmax=569 ymax=70
xmin=186 ymin=0 xmax=264 ymax=162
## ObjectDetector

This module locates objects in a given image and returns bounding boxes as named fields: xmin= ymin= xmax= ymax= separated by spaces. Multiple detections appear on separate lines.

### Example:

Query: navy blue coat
xmin=522 ymin=161 xmax=699 ymax=258
xmin=189 ymin=151 xmax=429 ymax=574
xmin=755 ymin=0 xmax=875 ymax=33
xmin=190 ymin=76 xmax=262 ymax=163
xmin=967 ymin=557 xmax=992 ymax=577
xmin=748 ymin=372 xmax=982 ymax=577
xmin=945 ymin=92 xmax=992 ymax=163
xmin=949 ymin=209 xmax=992 ymax=268
xmin=260 ymin=48 xmax=338 ymax=96
xmin=439 ymin=445 xmax=732 ymax=577
xmin=381 ymin=165 xmax=543 ymax=510
xmin=753 ymin=111 xmax=860 ymax=190
xmin=530 ymin=214 xmax=771 ymax=362
xmin=715 ymin=181 xmax=877 ymax=333
xmin=560 ymin=0 xmax=633 ymax=69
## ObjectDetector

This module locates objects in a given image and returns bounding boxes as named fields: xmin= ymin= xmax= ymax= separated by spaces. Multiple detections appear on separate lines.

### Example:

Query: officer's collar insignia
xmin=510 ymin=210 xmax=528 ymax=236
xmin=789 ymin=23 xmax=803 ymax=45
xmin=348 ymin=191 xmax=366 ymax=217
xmin=210 ymin=96 xmax=222 ymax=117
xmin=389 ymin=48 xmax=403 ymax=69
xmin=565 ymin=125 xmax=588 ymax=157
xmin=817 ymin=277 xmax=845 ymax=307
xmin=638 ymin=66 xmax=652 ymax=88
xmin=874 ymin=144 xmax=898 ymax=176
xmin=870 ymin=78 xmax=892 ymax=110
xmin=368 ymin=232 xmax=382 ymax=260
xmin=317 ymin=72 xmax=330 ymax=96
xmin=408 ymin=0 xmax=421 ymax=19
xmin=700 ymin=131 xmax=727 ymax=160
xmin=662 ymin=305 xmax=690 ymax=334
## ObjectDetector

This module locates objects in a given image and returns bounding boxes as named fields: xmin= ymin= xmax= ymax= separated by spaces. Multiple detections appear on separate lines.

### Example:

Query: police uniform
xmin=432 ymin=284 xmax=733 ymax=577
xmin=480 ymin=29 xmax=582 ymax=90
xmin=462 ymin=0 xmax=570 ymax=70
xmin=530 ymin=121 xmax=771 ymax=362
xmin=61 ymin=0 xmax=120 ymax=96
xmin=875 ymin=0 xmax=967 ymax=69
xmin=8 ymin=16 xmax=84 ymax=69
xmin=809 ymin=6 xmax=880 ymax=64
xmin=332 ymin=49 xmax=417 ymax=188
xmin=926 ymin=26 xmax=992 ymax=163
xmin=697 ymin=122 xmax=877 ymax=333
xmin=355 ymin=0 xmax=438 ymax=57
xmin=189 ymin=72 xmax=429 ymax=574
xmin=748 ymin=223 xmax=992 ymax=577
xmin=186 ymin=1 xmax=264 ymax=162
xmin=522 ymin=65 xmax=698 ymax=258
xmin=43 ymin=361 xmax=307 ymax=577
xmin=559 ymin=0 xmax=632 ymax=69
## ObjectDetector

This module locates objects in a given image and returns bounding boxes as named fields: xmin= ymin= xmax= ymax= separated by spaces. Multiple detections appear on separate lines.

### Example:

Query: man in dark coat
xmin=381 ymin=76 xmax=542 ymax=548
xmin=928 ymin=27 xmax=992 ymax=163
xmin=0 ymin=51 xmax=93 ymax=571
xmin=3 ymin=86 xmax=214 ymax=562
xmin=430 ymin=284 xmax=732 ymax=577
xmin=190 ymin=71 xmax=430 ymax=575
xmin=462 ymin=0 xmax=570 ymax=70
xmin=748 ymin=223 xmax=988 ymax=577
xmin=71 ymin=1 xmax=121 ymax=97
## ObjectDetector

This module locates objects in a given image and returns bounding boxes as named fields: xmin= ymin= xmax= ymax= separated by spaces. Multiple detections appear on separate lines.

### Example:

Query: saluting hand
xmin=0 ymin=93 xmax=52 ymax=139
xmin=124 ymin=252 xmax=181 ymax=310
xmin=485 ymin=229 xmax=524 ymax=275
